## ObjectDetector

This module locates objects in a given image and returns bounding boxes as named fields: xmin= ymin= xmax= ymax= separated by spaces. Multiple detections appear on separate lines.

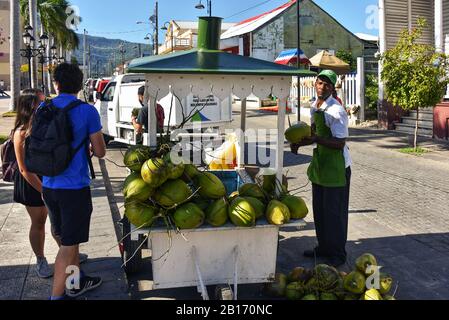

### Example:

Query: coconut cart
xmin=122 ymin=16 xmax=316 ymax=300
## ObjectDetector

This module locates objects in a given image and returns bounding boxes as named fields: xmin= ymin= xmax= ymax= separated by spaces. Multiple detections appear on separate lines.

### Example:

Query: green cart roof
xmin=127 ymin=49 xmax=316 ymax=77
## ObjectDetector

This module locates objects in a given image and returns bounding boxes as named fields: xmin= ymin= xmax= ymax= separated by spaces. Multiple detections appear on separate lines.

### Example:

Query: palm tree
xmin=20 ymin=0 xmax=80 ymax=51
xmin=19 ymin=0 xmax=81 ymax=93
xmin=9 ymin=0 xmax=21 ymax=111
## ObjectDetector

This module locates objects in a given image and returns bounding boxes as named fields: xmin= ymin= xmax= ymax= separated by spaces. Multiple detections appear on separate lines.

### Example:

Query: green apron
xmin=307 ymin=107 xmax=347 ymax=187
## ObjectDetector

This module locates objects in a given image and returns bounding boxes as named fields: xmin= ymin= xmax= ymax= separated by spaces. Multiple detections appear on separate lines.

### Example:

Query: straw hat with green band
xmin=318 ymin=69 xmax=338 ymax=86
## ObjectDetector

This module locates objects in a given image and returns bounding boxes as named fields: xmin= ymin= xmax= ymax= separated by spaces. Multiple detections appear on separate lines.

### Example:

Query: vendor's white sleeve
xmin=327 ymin=106 xmax=349 ymax=139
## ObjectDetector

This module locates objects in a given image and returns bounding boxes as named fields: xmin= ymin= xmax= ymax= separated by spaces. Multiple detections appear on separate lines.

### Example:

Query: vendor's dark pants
xmin=312 ymin=167 xmax=351 ymax=262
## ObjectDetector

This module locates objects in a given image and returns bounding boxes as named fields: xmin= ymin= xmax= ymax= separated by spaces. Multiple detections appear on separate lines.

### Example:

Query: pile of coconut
xmin=265 ymin=253 xmax=396 ymax=300
xmin=121 ymin=146 xmax=309 ymax=231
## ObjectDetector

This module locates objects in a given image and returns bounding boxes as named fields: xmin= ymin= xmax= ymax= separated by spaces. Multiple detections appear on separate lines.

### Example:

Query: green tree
xmin=336 ymin=50 xmax=356 ymax=72
xmin=19 ymin=0 xmax=80 ymax=52
xmin=20 ymin=0 xmax=80 ymax=94
xmin=365 ymin=74 xmax=379 ymax=112
xmin=380 ymin=19 xmax=449 ymax=150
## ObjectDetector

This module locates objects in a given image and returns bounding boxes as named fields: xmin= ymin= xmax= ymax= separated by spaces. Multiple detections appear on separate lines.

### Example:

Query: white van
xmin=95 ymin=73 xmax=232 ymax=145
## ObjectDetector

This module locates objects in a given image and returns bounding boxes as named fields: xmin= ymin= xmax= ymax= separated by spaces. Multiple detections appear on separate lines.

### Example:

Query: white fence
xmin=291 ymin=57 xmax=366 ymax=122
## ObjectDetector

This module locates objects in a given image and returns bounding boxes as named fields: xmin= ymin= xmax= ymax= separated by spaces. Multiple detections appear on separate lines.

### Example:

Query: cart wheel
xmin=215 ymin=285 xmax=234 ymax=300
xmin=121 ymin=216 xmax=143 ymax=274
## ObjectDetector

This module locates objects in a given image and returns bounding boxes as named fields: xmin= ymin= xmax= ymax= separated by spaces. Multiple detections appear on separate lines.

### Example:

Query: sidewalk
xmin=0 ymin=158 xmax=129 ymax=300
xmin=0 ymin=95 xmax=14 ymax=136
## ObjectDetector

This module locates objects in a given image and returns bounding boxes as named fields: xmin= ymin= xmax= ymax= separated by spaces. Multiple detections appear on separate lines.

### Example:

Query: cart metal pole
xmin=297 ymin=0 xmax=301 ymax=122
xmin=192 ymin=246 xmax=210 ymax=300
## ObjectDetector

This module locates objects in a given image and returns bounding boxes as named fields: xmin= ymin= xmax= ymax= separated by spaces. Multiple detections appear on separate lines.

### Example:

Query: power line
xmin=225 ymin=0 xmax=275 ymax=19
xmin=88 ymin=29 xmax=148 ymax=35
xmin=90 ymin=44 xmax=123 ymax=51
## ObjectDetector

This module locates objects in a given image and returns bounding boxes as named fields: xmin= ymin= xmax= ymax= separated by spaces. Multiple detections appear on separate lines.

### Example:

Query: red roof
xmin=236 ymin=0 xmax=296 ymax=26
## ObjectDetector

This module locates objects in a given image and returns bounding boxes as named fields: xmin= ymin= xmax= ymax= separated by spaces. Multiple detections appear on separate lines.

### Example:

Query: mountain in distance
xmin=72 ymin=33 xmax=153 ymax=76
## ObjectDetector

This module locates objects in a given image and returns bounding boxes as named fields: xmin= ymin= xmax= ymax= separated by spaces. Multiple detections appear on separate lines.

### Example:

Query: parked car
xmin=93 ymin=78 xmax=111 ymax=103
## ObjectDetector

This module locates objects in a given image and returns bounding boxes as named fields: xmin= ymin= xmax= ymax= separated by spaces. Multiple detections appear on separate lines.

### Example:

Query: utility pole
xmin=96 ymin=60 xmax=99 ymax=78
xmin=155 ymin=1 xmax=159 ymax=55
xmin=88 ymin=45 xmax=92 ymax=79
xmin=83 ymin=29 xmax=87 ymax=81
xmin=119 ymin=43 xmax=126 ymax=68
xmin=296 ymin=0 xmax=302 ymax=122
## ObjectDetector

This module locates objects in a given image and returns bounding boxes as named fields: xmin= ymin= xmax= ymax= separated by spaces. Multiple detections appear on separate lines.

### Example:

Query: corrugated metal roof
xmin=174 ymin=20 xmax=236 ymax=32
xmin=355 ymin=33 xmax=379 ymax=42
xmin=221 ymin=0 xmax=296 ymax=39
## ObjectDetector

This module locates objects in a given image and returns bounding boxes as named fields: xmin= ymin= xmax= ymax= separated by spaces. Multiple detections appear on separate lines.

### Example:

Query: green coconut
xmin=229 ymin=197 xmax=256 ymax=227
xmin=285 ymin=282 xmax=305 ymax=300
xmin=313 ymin=264 xmax=340 ymax=291
xmin=244 ymin=197 xmax=265 ymax=219
xmin=238 ymin=183 xmax=265 ymax=201
xmin=141 ymin=158 xmax=167 ymax=188
xmin=194 ymin=172 xmax=227 ymax=199
xmin=302 ymin=294 xmax=318 ymax=300
xmin=258 ymin=171 xmax=289 ymax=197
xmin=281 ymin=195 xmax=309 ymax=220
xmin=264 ymin=273 xmax=288 ymax=297
xmin=344 ymin=294 xmax=361 ymax=300
xmin=123 ymin=174 xmax=154 ymax=202
xmin=266 ymin=200 xmax=291 ymax=225
xmin=228 ymin=191 xmax=240 ymax=203
xmin=379 ymin=273 xmax=393 ymax=295
xmin=320 ymin=293 xmax=338 ymax=300
xmin=184 ymin=164 xmax=200 ymax=180
xmin=257 ymin=168 xmax=277 ymax=195
xmin=343 ymin=271 xmax=366 ymax=294
xmin=205 ymin=198 xmax=229 ymax=227
xmin=382 ymin=295 xmax=396 ymax=300
xmin=124 ymin=202 xmax=158 ymax=228
xmin=284 ymin=121 xmax=312 ymax=144
xmin=153 ymin=179 xmax=192 ymax=207
xmin=363 ymin=289 xmax=383 ymax=300
xmin=192 ymin=197 xmax=211 ymax=211
xmin=123 ymin=146 xmax=152 ymax=172
xmin=163 ymin=153 xmax=185 ymax=180
xmin=173 ymin=203 xmax=205 ymax=230
xmin=355 ymin=253 xmax=378 ymax=276
xmin=288 ymin=267 xmax=306 ymax=283
xmin=123 ymin=172 xmax=142 ymax=195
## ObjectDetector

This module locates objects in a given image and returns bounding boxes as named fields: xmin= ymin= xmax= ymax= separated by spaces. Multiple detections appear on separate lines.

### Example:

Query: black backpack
xmin=25 ymin=99 xmax=96 ymax=179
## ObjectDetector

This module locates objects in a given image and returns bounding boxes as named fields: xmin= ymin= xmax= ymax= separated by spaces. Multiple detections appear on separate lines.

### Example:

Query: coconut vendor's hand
xmin=294 ymin=136 xmax=317 ymax=148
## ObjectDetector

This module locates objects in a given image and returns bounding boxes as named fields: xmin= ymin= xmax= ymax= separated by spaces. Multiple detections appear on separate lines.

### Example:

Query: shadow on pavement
xmin=0 ymin=257 xmax=129 ymax=300
xmin=121 ymin=232 xmax=449 ymax=300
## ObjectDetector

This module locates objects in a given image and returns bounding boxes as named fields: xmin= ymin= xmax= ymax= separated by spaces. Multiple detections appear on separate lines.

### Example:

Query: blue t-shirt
xmin=42 ymin=94 xmax=102 ymax=190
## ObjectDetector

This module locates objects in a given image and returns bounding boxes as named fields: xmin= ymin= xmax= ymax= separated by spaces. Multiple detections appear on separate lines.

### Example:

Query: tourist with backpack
xmin=7 ymin=89 xmax=54 ymax=279
xmin=26 ymin=63 xmax=106 ymax=300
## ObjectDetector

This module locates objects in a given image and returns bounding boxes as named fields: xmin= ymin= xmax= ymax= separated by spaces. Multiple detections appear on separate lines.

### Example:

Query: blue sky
xmin=70 ymin=0 xmax=378 ymax=44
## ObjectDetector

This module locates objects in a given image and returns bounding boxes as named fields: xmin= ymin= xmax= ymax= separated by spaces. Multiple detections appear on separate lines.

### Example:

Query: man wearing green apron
xmin=291 ymin=70 xmax=352 ymax=268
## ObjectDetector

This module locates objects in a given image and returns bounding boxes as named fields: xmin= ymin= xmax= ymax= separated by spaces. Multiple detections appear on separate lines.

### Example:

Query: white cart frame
xmin=123 ymin=72 xmax=307 ymax=300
